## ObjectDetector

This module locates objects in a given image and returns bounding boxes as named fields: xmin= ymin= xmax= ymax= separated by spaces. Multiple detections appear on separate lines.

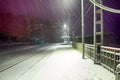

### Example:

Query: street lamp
xmin=64 ymin=24 xmax=67 ymax=30
xmin=63 ymin=24 xmax=70 ymax=44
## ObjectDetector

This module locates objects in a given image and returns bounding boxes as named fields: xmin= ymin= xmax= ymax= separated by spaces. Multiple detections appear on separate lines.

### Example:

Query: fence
xmin=85 ymin=44 xmax=94 ymax=60
xmin=72 ymin=42 xmax=120 ymax=73
xmin=101 ymin=46 xmax=120 ymax=73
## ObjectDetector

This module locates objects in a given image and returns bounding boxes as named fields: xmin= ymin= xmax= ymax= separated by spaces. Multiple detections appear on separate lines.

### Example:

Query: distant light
xmin=64 ymin=24 xmax=67 ymax=29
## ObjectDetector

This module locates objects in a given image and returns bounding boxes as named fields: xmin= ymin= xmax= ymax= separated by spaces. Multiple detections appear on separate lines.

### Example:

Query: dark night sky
xmin=0 ymin=0 xmax=120 ymax=44
xmin=103 ymin=0 xmax=120 ymax=44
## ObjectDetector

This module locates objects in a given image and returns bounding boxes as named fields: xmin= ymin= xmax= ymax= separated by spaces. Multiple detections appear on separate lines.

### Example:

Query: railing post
xmin=115 ymin=64 xmax=120 ymax=80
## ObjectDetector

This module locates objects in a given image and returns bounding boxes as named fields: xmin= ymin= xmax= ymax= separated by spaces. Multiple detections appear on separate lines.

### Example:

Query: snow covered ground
xmin=33 ymin=45 xmax=115 ymax=80
xmin=0 ymin=44 xmax=115 ymax=80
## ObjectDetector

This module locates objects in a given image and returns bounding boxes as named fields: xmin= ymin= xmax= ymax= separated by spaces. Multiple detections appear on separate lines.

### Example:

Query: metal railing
xmin=72 ymin=42 xmax=120 ymax=73
xmin=85 ymin=44 xmax=94 ymax=60
xmin=101 ymin=46 xmax=120 ymax=73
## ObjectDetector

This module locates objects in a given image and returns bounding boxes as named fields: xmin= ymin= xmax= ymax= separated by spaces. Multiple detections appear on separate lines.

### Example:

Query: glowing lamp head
xmin=64 ymin=24 xmax=67 ymax=29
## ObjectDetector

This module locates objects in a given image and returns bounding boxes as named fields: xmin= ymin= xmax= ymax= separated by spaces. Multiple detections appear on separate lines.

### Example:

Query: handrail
xmin=101 ymin=46 xmax=120 ymax=51
xmin=73 ymin=42 xmax=120 ymax=73
xmin=89 ymin=0 xmax=120 ymax=14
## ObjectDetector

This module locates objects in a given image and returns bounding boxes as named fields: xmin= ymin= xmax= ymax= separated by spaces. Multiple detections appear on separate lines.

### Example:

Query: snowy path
xmin=32 ymin=45 xmax=115 ymax=80
xmin=0 ymin=44 xmax=115 ymax=80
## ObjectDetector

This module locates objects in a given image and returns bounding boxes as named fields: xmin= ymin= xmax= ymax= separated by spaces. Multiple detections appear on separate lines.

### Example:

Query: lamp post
xmin=63 ymin=24 xmax=67 ymax=43
xmin=63 ymin=24 xmax=70 ymax=44
xmin=81 ymin=0 xmax=85 ymax=59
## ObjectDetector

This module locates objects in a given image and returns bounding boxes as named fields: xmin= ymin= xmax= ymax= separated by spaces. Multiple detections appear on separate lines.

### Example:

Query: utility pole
xmin=81 ymin=0 xmax=85 ymax=59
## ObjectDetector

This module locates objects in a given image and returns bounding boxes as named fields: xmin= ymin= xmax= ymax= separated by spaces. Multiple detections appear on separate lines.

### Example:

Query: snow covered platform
xmin=31 ymin=44 xmax=115 ymax=80
xmin=0 ymin=44 xmax=115 ymax=80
